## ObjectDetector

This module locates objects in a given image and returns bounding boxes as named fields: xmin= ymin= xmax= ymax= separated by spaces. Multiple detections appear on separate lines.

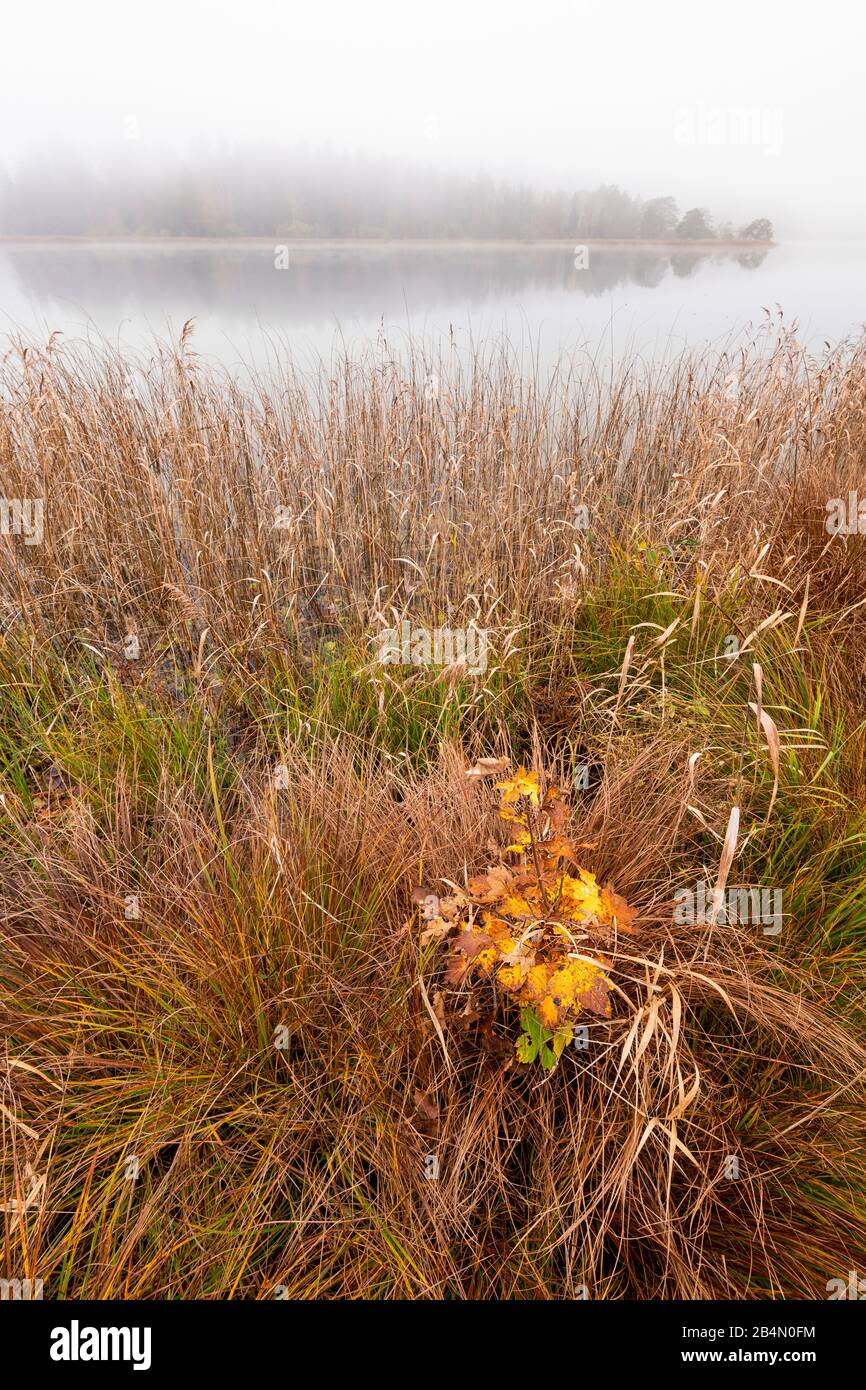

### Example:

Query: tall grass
xmin=1 ymin=325 xmax=865 ymax=1298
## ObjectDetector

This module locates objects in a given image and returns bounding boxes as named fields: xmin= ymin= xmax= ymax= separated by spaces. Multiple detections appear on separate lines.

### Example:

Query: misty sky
xmin=1 ymin=0 xmax=864 ymax=237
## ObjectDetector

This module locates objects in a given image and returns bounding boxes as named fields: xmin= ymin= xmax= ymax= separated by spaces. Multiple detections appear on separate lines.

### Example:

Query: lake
xmin=1 ymin=239 xmax=864 ymax=377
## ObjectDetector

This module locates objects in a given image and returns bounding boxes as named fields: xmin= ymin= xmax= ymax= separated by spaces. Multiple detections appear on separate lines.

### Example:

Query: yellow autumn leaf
xmin=496 ymin=767 xmax=541 ymax=808
xmin=497 ymin=961 xmax=529 ymax=991
xmin=555 ymin=867 xmax=604 ymax=921
xmin=538 ymin=995 xmax=559 ymax=1028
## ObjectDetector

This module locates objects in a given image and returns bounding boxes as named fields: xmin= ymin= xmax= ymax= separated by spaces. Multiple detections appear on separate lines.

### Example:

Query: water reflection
xmin=1 ymin=242 xmax=769 ymax=328
xmin=13 ymin=238 xmax=866 ymax=378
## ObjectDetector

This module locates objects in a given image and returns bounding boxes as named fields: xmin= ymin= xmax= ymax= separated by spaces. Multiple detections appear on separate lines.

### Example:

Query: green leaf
xmin=518 ymin=1006 xmax=556 ymax=1066
xmin=520 ymin=1006 xmax=542 ymax=1042
xmin=516 ymin=1031 xmax=539 ymax=1063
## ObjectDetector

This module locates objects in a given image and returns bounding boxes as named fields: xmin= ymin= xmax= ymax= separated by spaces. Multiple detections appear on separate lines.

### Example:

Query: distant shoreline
xmin=0 ymin=235 xmax=775 ymax=250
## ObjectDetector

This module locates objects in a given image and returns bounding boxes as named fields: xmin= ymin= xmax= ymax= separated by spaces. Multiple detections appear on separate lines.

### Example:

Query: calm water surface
xmin=1 ymin=240 xmax=864 ymax=376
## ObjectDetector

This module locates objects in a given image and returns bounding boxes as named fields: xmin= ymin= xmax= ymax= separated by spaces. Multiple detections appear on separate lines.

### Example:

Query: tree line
xmin=0 ymin=148 xmax=773 ymax=241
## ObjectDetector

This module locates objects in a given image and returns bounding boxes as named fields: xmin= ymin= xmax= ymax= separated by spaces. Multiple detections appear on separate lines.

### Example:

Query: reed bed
xmin=1 ymin=324 xmax=864 ymax=1299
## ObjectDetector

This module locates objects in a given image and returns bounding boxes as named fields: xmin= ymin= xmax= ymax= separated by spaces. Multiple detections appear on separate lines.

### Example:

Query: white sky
xmin=1 ymin=0 xmax=864 ymax=236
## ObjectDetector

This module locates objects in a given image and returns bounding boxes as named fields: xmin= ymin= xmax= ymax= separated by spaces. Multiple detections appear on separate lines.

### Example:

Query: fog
xmin=0 ymin=0 xmax=864 ymax=238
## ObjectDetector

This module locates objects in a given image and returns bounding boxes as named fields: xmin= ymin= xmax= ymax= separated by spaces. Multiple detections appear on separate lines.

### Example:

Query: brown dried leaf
xmin=420 ymin=918 xmax=451 ymax=946
xmin=412 ymin=1089 xmax=439 ymax=1123
xmin=541 ymin=833 xmax=579 ymax=863
xmin=465 ymin=756 xmax=511 ymax=778
xmin=581 ymin=970 xmax=612 ymax=1017
xmin=601 ymin=885 xmax=638 ymax=933
xmin=452 ymin=930 xmax=495 ymax=959
xmin=431 ymin=990 xmax=446 ymax=1028
xmin=445 ymin=956 xmax=468 ymax=987
xmin=467 ymin=866 xmax=513 ymax=903
xmin=542 ymin=789 xmax=569 ymax=832
xmin=436 ymin=894 xmax=463 ymax=921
